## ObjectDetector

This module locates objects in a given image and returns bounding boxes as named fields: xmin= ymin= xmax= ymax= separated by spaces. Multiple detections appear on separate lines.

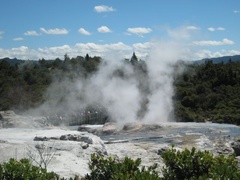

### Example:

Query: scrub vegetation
xmin=1 ymin=147 xmax=239 ymax=179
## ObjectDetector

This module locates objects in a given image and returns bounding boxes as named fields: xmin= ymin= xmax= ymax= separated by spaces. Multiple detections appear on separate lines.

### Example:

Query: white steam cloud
xmin=35 ymin=40 xmax=190 ymax=125
xmin=87 ymin=60 xmax=141 ymax=125
xmin=143 ymin=41 xmax=189 ymax=123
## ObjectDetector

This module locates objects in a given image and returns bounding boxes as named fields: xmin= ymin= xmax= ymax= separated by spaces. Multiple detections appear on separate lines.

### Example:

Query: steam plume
xmin=34 ymin=40 xmax=190 ymax=125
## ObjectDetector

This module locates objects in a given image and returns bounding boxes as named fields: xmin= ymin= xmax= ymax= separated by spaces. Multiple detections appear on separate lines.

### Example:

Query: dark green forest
xmin=174 ymin=59 xmax=240 ymax=125
xmin=0 ymin=54 xmax=240 ymax=125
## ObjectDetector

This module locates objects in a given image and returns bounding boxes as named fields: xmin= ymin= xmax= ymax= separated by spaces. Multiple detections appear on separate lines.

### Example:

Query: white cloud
xmin=234 ymin=10 xmax=240 ymax=13
xmin=0 ymin=43 xmax=132 ymax=60
xmin=167 ymin=25 xmax=199 ymax=40
xmin=24 ymin=30 xmax=41 ymax=36
xmin=40 ymin=27 xmax=69 ymax=35
xmin=132 ymin=42 xmax=153 ymax=58
xmin=48 ymin=45 xmax=71 ymax=56
xmin=0 ymin=46 xmax=36 ymax=60
xmin=0 ymin=42 xmax=239 ymax=61
xmin=133 ymin=42 xmax=152 ymax=50
xmin=98 ymin=26 xmax=112 ymax=33
xmin=186 ymin=26 xmax=199 ymax=30
xmin=13 ymin=37 xmax=24 ymax=41
xmin=228 ymin=50 xmax=240 ymax=55
xmin=193 ymin=38 xmax=234 ymax=46
xmin=75 ymin=42 xmax=132 ymax=58
xmin=94 ymin=5 xmax=115 ymax=13
xmin=208 ymin=27 xmax=225 ymax=31
xmin=0 ymin=41 xmax=190 ymax=60
xmin=12 ymin=46 xmax=29 ymax=51
xmin=127 ymin=27 xmax=152 ymax=37
xmin=78 ymin=28 xmax=91 ymax=35
xmin=49 ymin=45 xmax=71 ymax=52
xmin=195 ymin=49 xmax=240 ymax=59
xmin=208 ymin=27 xmax=215 ymax=32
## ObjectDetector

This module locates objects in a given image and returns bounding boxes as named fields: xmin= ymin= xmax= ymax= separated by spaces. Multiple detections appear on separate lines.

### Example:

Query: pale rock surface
xmin=0 ymin=128 xmax=106 ymax=179
xmin=0 ymin=114 xmax=240 ymax=179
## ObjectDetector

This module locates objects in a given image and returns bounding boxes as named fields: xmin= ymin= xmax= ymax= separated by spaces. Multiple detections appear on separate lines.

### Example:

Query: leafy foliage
xmin=174 ymin=59 xmax=240 ymax=124
xmin=85 ymin=148 xmax=240 ymax=180
xmin=0 ymin=147 xmax=239 ymax=179
xmin=0 ymin=158 xmax=59 ymax=180
xmin=85 ymin=153 xmax=160 ymax=180
xmin=161 ymin=146 xmax=240 ymax=180
xmin=0 ymin=55 xmax=101 ymax=113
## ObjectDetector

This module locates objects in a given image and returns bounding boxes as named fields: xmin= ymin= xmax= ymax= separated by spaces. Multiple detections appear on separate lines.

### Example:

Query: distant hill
xmin=193 ymin=55 xmax=240 ymax=64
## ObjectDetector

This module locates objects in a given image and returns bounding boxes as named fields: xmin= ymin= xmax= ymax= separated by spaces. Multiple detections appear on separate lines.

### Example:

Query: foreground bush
xmin=1 ymin=147 xmax=240 ymax=179
xmin=161 ymin=146 xmax=240 ymax=179
xmin=0 ymin=158 xmax=59 ymax=180
xmin=85 ymin=148 xmax=240 ymax=180
xmin=85 ymin=153 xmax=161 ymax=180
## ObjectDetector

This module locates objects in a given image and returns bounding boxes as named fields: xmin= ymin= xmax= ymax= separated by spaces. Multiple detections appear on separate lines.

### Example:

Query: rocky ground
xmin=0 ymin=111 xmax=240 ymax=179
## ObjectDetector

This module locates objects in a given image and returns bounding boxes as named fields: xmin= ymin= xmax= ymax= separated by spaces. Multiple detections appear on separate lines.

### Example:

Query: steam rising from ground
xmin=143 ymin=41 xmax=190 ymax=123
xmin=35 ymin=41 xmax=190 ymax=125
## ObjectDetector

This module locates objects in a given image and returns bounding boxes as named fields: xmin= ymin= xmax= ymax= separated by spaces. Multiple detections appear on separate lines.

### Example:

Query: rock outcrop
xmin=34 ymin=133 xmax=107 ymax=155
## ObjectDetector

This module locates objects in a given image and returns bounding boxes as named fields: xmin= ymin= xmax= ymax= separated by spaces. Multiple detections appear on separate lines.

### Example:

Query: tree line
xmin=0 ymin=54 xmax=239 ymax=125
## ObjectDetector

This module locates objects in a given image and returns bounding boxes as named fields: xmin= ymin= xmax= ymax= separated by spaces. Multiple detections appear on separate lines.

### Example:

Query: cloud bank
xmin=193 ymin=38 xmax=234 ymax=46
xmin=0 ymin=40 xmax=239 ymax=61
xmin=127 ymin=27 xmax=152 ymax=37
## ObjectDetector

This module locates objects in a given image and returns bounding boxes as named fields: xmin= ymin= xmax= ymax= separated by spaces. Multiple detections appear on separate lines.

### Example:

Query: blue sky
xmin=0 ymin=0 xmax=239 ymax=60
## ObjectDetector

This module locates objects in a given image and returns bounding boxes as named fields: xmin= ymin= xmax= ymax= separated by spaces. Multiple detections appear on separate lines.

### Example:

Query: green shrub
xmin=161 ymin=146 xmax=240 ymax=180
xmin=0 ymin=158 xmax=59 ymax=180
xmin=85 ymin=153 xmax=161 ymax=180
xmin=1 ymin=149 xmax=239 ymax=180
xmin=210 ymin=154 xmax=240 ymax=179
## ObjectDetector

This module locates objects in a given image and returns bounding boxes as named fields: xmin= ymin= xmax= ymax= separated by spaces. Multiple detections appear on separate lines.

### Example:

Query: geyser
xmin=35 ymin=41 xmax=190 ymax=125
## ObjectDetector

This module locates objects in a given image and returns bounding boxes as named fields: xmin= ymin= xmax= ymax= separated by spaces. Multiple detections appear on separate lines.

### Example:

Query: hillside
xmin=193 ymin=55 xmax=240 ymax=64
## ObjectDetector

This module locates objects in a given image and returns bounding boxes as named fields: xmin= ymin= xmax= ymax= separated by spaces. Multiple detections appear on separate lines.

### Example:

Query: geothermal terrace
xmin=0 ymin=111 xmax=239 ymax=178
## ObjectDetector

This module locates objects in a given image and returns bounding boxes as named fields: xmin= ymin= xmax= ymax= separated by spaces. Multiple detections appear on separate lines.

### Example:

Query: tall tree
xmin=130 ymin=52 xmax=138 ymax=65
